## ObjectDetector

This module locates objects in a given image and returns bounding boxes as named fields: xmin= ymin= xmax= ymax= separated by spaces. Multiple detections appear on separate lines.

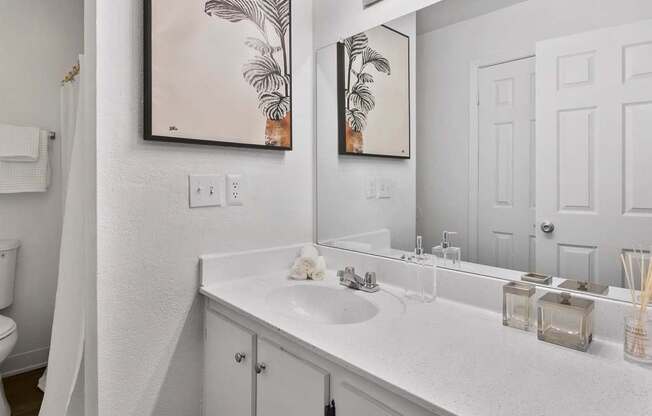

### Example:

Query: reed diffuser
xmin=621 ymin=249 xmax=652 ymax=364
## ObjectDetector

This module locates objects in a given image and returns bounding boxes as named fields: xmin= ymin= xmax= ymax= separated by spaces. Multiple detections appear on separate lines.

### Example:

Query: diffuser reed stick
xmin=621 ymin=249 xmax=652 ymax=362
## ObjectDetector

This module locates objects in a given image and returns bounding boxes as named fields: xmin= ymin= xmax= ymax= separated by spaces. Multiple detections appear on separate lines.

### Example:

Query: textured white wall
xmin=0 ymin=0 xmax=84 ymax=375
xmin=313 ymin=0 xmax=442 ymax=48
xmin=316 ymin=13 xmax=417 ymax=252
xmin=96 ymin=0 xmax=313 ymax=415
xmin=416 ymin=0 xmax=652 ymax=254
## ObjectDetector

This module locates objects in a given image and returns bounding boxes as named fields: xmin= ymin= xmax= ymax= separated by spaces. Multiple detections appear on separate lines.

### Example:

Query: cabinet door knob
xmin=255 ymin=363 xmax=267 ymax=374
xmin=234 ymin=352 xmax=246 ymax=363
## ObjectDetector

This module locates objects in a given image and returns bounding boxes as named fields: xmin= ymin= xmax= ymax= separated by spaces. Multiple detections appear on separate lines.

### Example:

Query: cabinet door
xmin=336 ymin=382 xmax=403 ymax=416
xmin=256 ymin=338 xmax=330 ymax=416
xmin=204 ymin=308 xmax=255 ymax=416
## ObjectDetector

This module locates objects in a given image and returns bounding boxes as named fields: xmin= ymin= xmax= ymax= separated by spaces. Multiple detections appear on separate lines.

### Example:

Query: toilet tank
xmin=0 ymin=240 xmax=20 ymax=309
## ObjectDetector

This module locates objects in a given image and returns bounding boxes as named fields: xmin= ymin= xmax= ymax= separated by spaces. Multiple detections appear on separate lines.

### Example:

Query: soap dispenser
xmin=415 ymin=235 xmax=425 ymax=260
xmin=407 ymin=235 xmax=435 ymax=303
xmin=432 ymin=231 xmax=460 ymax=265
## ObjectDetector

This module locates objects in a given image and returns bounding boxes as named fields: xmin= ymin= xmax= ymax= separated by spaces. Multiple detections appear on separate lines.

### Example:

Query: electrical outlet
xmin=189 ymin=175 xmax=224 ymax=208
xmin=226 ymin=174 xmax=244 ymax=206
xmin=378 ymin=179 xmax=392 ymax=199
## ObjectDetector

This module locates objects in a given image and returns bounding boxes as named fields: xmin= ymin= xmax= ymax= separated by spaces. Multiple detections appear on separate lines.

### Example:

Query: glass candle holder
xmin=503 ymin=282 xmax=535 ymax=331
xmin=624 ymin=310 xmax=652 ymax=364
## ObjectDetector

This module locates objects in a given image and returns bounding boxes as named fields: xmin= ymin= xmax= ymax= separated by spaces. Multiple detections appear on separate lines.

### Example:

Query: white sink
xmin=266 ymin=285 xmax=380 ymax=325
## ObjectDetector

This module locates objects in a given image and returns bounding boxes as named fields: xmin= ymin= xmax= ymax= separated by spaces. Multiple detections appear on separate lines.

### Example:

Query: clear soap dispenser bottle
xmin=407 ymin=235 xmax=435 ymax=303
xmin=432 ymin=231 xmax=460 ymax=265
xmin=415 ymin=235 xmax=425 ymax=260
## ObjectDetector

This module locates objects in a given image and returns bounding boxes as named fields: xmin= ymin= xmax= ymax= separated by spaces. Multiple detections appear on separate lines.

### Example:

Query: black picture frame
xmin=144 ymin=0 xmax=293 ymax=151
xmin=337 ymin=25 xmax=411 ymax=159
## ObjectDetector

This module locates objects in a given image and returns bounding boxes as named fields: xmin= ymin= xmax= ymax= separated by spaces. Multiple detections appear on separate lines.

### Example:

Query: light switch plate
xmin=189 ymin=175 xmax=224 ymax=208
xmin=365 ymin=177 xmax=377 ymax=199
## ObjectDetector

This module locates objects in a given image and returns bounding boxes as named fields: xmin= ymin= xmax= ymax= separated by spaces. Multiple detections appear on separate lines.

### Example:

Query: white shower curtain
xmin=38 ymin=55 xmax=87 ymax=416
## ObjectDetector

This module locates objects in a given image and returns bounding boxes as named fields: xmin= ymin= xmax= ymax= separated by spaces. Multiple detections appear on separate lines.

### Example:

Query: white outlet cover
xmin=189 ymin=175 xmax=224 ymax=208
xmin=226 ymin=174 xmax=244 ymax=206
xmin=378 ymin=179 xmax=392 ymax=199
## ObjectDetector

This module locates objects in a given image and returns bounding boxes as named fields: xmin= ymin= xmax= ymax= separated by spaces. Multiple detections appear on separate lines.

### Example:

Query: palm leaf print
xmin=342 ymin=30 xmax=391 ymax=132
xmin=258 ymin=91 xmax=291 ymax=120
xmin=205 ymin=0 xmax=266 ymax=31
xmin=346 ymin=108 xmax=367 ymax=132
xmin=344 ymin=33 xmax=368 ymax=61
xmin=243 ymin=55 xmax=288 ymax=92
xmin=361 ymin=47 xmax=391 ymax=75
xmin=259 ymin=0 xmax=290 ymax=39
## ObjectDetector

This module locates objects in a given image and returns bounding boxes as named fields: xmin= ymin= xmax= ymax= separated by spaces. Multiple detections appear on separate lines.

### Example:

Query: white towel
xmin=0 ymin=130 xmax=50 ymax=193
xmin=0 ymin=123 xmax=41 ymax=161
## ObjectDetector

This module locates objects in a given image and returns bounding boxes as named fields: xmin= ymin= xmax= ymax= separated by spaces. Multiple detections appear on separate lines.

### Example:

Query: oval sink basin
xmin=266 ymin=285 xmax=379 ymax=325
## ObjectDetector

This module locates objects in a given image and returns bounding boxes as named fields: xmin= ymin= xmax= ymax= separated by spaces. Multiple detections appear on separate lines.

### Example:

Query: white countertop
xmin=200 ymin=270 xmax=652 ymax=416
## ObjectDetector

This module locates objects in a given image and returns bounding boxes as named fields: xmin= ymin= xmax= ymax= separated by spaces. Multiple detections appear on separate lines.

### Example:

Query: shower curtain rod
xmin=61 ymin=61 xmax=80 ymax=85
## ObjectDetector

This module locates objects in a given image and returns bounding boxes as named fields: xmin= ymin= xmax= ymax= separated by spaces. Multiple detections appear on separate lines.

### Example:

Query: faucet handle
xmin=364 ymin=272 xmax=377 ymax=288
xmin=344 ymin=266 xmax=355 ymax=275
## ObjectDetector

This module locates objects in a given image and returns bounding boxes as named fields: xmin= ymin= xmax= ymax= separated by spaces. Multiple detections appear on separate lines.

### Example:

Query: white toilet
xmin=0 ymin=239 xmax=19 ymax=416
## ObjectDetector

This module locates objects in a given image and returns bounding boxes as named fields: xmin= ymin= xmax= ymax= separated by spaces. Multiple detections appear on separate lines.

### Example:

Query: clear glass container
xmin=404 ymin=258 xmax=435 ymax=303
xmin=624 ymin=310 xmax=652 ymax=364
xmin=417 ymin=263 xmax=436 ymax=303
xmin=537 ymin=292 xmax=594 ymax=351
xmin=432 ymin=246 xmax=461 ymax=267
xmin=444 ymin=246 xmax=461 ymax=266
xmin=503 ymin=282 xmax=535 ymax=331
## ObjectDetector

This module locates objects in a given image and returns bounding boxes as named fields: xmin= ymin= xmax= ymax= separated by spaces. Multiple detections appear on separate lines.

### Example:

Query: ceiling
xmin=417 ymin=0 xmax=529 ymax=35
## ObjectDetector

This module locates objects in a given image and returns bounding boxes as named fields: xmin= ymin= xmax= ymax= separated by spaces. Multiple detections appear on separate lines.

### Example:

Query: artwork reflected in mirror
xmin=338 ymin=26 xmax=410 ymax=158
xmin=145 ymin=0 xmax=292 ymax=150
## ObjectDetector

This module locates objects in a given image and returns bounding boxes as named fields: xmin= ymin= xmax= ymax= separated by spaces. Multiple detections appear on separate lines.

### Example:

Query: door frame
xmin=467 ymin=49 xmax=535 ymax=263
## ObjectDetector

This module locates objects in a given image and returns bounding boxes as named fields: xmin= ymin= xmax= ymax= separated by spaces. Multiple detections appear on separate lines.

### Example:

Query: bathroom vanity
xmin=197 ymin=7 xmax=652 ymax=414
xmin=199 ymin=245 xmax=652 ymax=416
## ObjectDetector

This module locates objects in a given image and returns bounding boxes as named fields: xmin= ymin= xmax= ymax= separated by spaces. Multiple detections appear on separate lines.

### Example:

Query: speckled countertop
xmin=200 ymin=271 xmax=652 ymax=416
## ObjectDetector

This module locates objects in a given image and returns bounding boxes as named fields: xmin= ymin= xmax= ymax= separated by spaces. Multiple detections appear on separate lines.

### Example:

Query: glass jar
xmin=503 ymin=282 xmax=535 ymax=331
xmin=624 ymin=310 xmax=652 ymax=364
xmin=537 ymin=292 xmax=594 ymax=351
xmin=404 ymin=258 xmax=435 ymax=303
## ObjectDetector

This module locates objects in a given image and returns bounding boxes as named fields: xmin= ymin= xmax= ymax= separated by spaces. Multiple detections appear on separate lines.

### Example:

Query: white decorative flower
xmin=289 ymin=256 xmax=317 ymax=280
xmin=300 ymin=244 xmax=320 ymax=260
xmin=309 ymin=257 xmax=327 ymax=281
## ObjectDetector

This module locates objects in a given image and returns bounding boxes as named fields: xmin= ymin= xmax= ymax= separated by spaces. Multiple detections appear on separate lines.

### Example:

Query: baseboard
xmin=0 ymin=346 xmax=49 ymax=377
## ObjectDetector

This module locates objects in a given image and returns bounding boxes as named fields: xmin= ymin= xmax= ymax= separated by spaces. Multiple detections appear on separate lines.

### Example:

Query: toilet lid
xmin=0 ymin=316 xmax=16 ymax=340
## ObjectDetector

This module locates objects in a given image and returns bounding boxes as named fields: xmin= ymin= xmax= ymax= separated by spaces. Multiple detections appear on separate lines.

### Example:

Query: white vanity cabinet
xmin=204 ymin=301 xmax=442 ymax=416
xmin=204 ymin=306 xmax=331 ymax=416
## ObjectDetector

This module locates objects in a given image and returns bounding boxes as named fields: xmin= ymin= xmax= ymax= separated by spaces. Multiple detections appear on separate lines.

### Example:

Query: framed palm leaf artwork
xmin=337 ymin=25 xmax=410 ymax=158
xmin=145 ymin=0 xmax=292 ymax=150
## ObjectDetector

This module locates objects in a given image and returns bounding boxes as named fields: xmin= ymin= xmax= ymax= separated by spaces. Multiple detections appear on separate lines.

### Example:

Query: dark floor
xmin=3 ymin=368 xmax=44 ymax=416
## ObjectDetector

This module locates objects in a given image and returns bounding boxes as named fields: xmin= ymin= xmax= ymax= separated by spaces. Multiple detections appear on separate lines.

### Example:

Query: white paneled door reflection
xmin=536 ymin=19 xmax=652 ymax=287
xmin=478 ymin=57 xmax=536 ymax=272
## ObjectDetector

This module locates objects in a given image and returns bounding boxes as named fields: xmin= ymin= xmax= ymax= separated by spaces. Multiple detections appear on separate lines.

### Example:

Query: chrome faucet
xmin=337 ymin=267 xmax=379 ymax=293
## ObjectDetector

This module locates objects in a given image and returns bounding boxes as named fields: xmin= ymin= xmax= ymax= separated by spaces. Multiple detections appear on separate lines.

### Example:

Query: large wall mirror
xmin=317 ymin=0 xmax=652 ymax=303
